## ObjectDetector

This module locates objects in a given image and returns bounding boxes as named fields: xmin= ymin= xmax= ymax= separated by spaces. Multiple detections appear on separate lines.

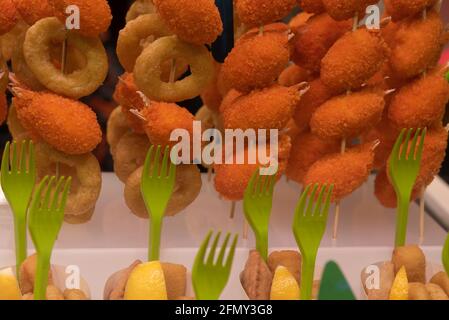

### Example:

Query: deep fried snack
xmin=235 ymin=23 xmax=291 ymax=47
xmin=292 ymin=13 xmax=352 ymax=73
xmin=388 ymin=73 xmax=449 ymax=129
xmin=297 ymin=0 xmax=325 ymax=14
xmin=278 ymin=64 xmax=311 ymax=87
xmin=104 ymin=260 xmax=141 ymax=300
xmin=322 ymin=0 xmax=379 ymax=21
xmin=288 ymin=12 xmax=314 ymax=30
xmin=363 ymin=262 xmax=395 ymax=300
xmin=1 ymin=21 xmax=28 ymax=61
xmin=13 ymin=88 xmax=102 ymax=155
xmin=201 ymin=62 xmax=223 ymax=112
xmin=0 ymin=92 xmax=7 ymax=126
xmin=408 ymin=283 xmax=431 ymax=300
xmin=391 ymin=245 xmax=426 ymax=283
xmin=35 ymin=143 xmax=102 ymax=223
xmin=235 ymin=0 xmax=296 ymax=28
xmin=219 ymin=89 xmax=242 ymax=113
xmin=63 ymin=289 xmax=88 ymax=300
xmin=23 ymin=17 xmax=108 ymax=99
xmin=50 ymin=0 xmax=112 ymax=37
xmin=107 ymin=107 xmax=130 ymax=156
xmin=286 ymin=132 xmax=340 ymax=184
xmin=154 ymin=0 xmax=222 ymax=45
xmin=426 ymin=283 xmax=449 ymax=300
xmin=0 ymin=0 xmax=18 ymax=35
xmin=126 ymin=0 xmax=155 ymax=22
xmin=310 ymin=88 xmax=385 ymax=140
xmin=267 ymin=251 xmax=301 ymax=285
xmin=384 ymin=0 xmax=438 ymax=21
xmin=20 ymin=253 xmax=54 ymax=294
xmin=124 ymin=164 xmax=202 ymax=218
xmin=389 ymin=11 xmax=444 ymax=80
xmin=220 ymin=33 xmax=290 ymax=94
xmin=430 ymin=272 xmax=449 ymax=296
xmin=13 ymin=0 xmax=52 ymax=25
xmin=223 ymin=84 xmax=301 ymax=130
xmin=113 ymin=132 xmax=150 ymax=183
xmin=134 ymin=35 xmax=214 ymax=102
xmin=6 ymin=103 xmax=31 ymax=141
xmin=303 ymin=144 xmax=375 ymax=202
xmin=240 ymin=250 xmax=273 ymax=300
xmin=321 ymin=29 xmax=389 ymax=92
xmin=195 ymin=105 xmax=216 ymax=132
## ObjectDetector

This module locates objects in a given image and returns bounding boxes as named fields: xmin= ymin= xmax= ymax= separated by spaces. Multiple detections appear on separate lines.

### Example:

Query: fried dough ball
xmin=288 ymin=12 xmax=314 ymax=30
xmin=430 ymin=272 xmax=449 ymax=297
xmin=13 ymin=89 xmax=102 ymax=155
xmin=389 ymin=11 xmax=444 ymax=80
xmin=286 ymin=132 xmax=340 ymax=184
xmin=303 ymin=144 xmax=375 ymax=202
xmin=292 ymin=13 xmax=352 ymax=73
xmin=107 ymin=107 xmax=130 ymax=156
xmin=124 ymin=164 xmax=202 ymax=218
xmin=392 ymin=245 xmax=426 ymax=283
xmin=13 ymin=0 xmax=52 ymax=25
xmin=220 ymin=33 xmax=290 ymax=94
xmin=321 ymin=29 xmax=389 ymax=92
xmin=388 ymin=73 xmax=449 ymax=129
xmin=126 ymin=0 xmax=155 ymax=22
xmin=426 ymin=283 xmax=449 ymax=300
xmin=322 ymin=0 xmax=379 ymax=21
xmin=20 ymin=253 xmax=54 ymax=294
xmin=35 ymin=143 xmax=102 ymax=223
xmin=408 ymin=283 xmax=431 ymax=300
xmin=0 ymin=0 xmax=18 ymax=35
xmin=235 ymin=0 xmax=297 ymax=28
xmin=297 ymin=0 xmax=325 ymax=14
xmin=50 ymin=0 xmax=112 ymax=37
xmin=154 ymin=0 xmax=222 ymax=45
xmin=223 ymin=84 xmax=300 ymax=130
xmin=278 ymin=64 xmax=311 ymax=87
xmin=384 ymin=0 xmax=438 ymax=21
xmin=310 ymin=88 xmax=386 ymax=140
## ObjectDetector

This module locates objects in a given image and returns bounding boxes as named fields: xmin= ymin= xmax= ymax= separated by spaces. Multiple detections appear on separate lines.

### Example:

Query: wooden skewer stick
xmin=333 ymin=138 xmax=346 ymax=240
xmin=130 ymin=109 xmax=147 ymax=121
xmin=230 ymin=201 xmax=236 ymax=219
xmin=169 ymin=58 xmax=177 ymax=83
xmin=243 ymin=216 xmax=249 ymax=240
xmin=61 ymin=39 xmax=68 ymax=74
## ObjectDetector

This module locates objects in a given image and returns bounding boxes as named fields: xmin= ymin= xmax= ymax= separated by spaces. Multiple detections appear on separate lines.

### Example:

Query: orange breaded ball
xmin=154 ymin=0 xmax=222 ymax=45
xmin=223 ymin=85 xmax=300 ymax=130
xmin=219 ymin=89 xmax=242 ymax=113
xmin=322 ymin=0 xmax=379 ymax=21
xmin=303 ymin=144 xmax=375 ymax=202
xmin=297 ymin=0 xmax=325 ymax=14
xmin=235 ymin=0 xmax=297 ymax=28
xmin=278 ymin=64 xmax=311 ymax=87
xmin=13 ymin=89 xmax=102 ymax=155
xmin=388 ymin=73 xmax=449 ymax=129
xmin=50 ymin=0 xmax=112 ymax=37
xmin=289 ymin=11 xmax=314 ymax=30
xmin=220 ymin=33 xmax=290 ymax=93
xmin=0 ymin=0 xmax=18 ymax=35
xmin=286 ymin=132 xmax=340 ymax=184
xmin=13 ymin=0 xmax=53 ymax=25
xmin=292 ymin=13 xmax=352 ymax=73
xmin=384 ymin=0 xmax=438 ymax=21
xmin=321 ymin=29 xmax=389 ymax=92
xmin=310 ymin=88 xmax=385 ymax=140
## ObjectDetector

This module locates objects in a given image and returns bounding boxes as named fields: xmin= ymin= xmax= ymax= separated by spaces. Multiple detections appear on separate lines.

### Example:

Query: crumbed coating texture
xmin=107 ymin=106 xmax=130 ymax=156
xmin=297 ymin=0 xmax=325 ymax=13
xmin=278 ymin=64 xmax=311 ymax=87
xmin=310 ymin=89 xmax=385 ymax=140
xmin=154 ymin=0 xmax=222 ymax=45
xmin=200 ymin=62 xmax=222 ymax=112
xmin=286 ymin=131 xmax=340 ymax=184
xmin=322 ymin=0 xmax=379 ymax=21
xmin=288 ymin=12 xmax=314 ymax=30
xmin=385 ymin=0 xmax=438 ymax=21
xmin=321 ymin=29 xmax=389 ymax=92
xmin=13 ymin=0 xmax=52 ymax=25
xmin=13 ymin=89 xmax=102 ymax=155
xmin=223 ymin=85 xmax=299 ymax=130
xmin=303 ymin=144 xmax=375 ymax=202
xmin=235 ymin=0 xmax=297 ymax=28
xmin=389 ymin=11 xmax=443 ymax=80
xmin=0 ymin=92 xmax=7 ymax=125
xmin=388 ymin=73 xmax=449 ymax=129
xmin=391 ymin=245 xmax=426 ymax=283
xmin=292 ymin=13 xmax=352 ymax=73
xmin=221 ymin=33 xmax=290 ymax=93
xmin=50 ymin=0 xmax=112 ymax=37
xmin=0 ymin=0 xmax=18 ymax=35
xmin=219 ymin=89 xmax=242 ymax=113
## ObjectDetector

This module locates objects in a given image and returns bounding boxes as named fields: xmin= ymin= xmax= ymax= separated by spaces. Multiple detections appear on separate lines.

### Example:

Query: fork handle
xmin=149 ymin=215 xmax=163 ymax=261
xmin=255 ymin=232 xmax=268 ymax=261
xmin=13 ymin=215 xmax=27 ymax=278
xmin=395 ymin=194 xmax=411 ymax=247
xmin=300 ymin=256 xmax=316 ymax=300
xmin=34 ymin=252 xmax=51 ymax=300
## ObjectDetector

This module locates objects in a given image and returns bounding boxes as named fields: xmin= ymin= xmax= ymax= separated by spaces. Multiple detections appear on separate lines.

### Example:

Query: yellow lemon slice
xmin=389 ymin=265 xmax=408 ymax=300
xmin=0 ymin=268 xmax=22 ymax=300
xmin=124 ymin=261 xmax=168 ymax=300
xmin=270 ymin=266 xmax=300 ymax=300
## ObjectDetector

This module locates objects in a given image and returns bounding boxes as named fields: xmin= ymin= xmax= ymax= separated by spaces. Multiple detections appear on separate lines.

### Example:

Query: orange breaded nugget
xmin=220 ymin=33 xmax=290 ymax=94
xmin=310 ymin=88 xmax=385 ymax=140
xmin=223 ymin=85 xmax=300 ymax=130
xmin=219 ymin=89 xmax=242 ymax=113
xmin=321 ymin=29 xmax=389 ymax=92
xmin=236 ymin=23 xmax=290 ymax=46
xmin=303 ymin=144 xmax=375 ymax=202
xmin=201 ymin=62 xmax=222 ymax=112
xmin=13 ymin=0 xmax=52 ymax=25
xmin=278 ymin=64 xmax=311 ymax=87
xmin=286 ymin=132 xmax=340 ymax=184
xmin=0 ymin=0 xmax=18 ymax=35
xmin=289 ymin=11 xmax=314 ymax=30
xmin=235 ymin=0 xmax=297 ymax=28
xmin=385 ymin=0 xmax=438 ymax=21
xmin=388 ymin=73 xmax=449 ymax=129
xmin=297 ymin=0 xmax=325 ymax=14
xmin=322 ymin=0 xmax=379 ymax=21
xmin=50 ymin=0 xmax=112 ymax=37
xmin=13 ymin=89 xmax=102 ymax=155
xmin=292 ymin=13 xmax=352 ymax=73
xmin=154 ymin=0 xmax=222 ymax=45
xmin=388 ymin=11 xmax=444 ymax=80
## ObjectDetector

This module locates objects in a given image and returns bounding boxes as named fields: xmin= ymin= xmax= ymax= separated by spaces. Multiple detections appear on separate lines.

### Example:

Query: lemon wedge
xmin=0 ymin=268 xmax=22 ymax=300
xmin=389 ymin=265 xmax=408 ymax=300
xmin=270 ymin=266 xmax=300 ymax=300
xmin=124 ymin=261 xmax=168 ymax=300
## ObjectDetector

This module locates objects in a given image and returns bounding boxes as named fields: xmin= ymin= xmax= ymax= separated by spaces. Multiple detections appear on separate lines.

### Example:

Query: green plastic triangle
xmin=318 ymin=261 xmax=356 ymax=300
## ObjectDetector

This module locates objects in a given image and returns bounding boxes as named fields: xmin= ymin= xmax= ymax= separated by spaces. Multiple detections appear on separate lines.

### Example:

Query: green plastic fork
xmin=28 ymin=175 xmax=71 ymax=300
xmin=389 ymin=128 xmax=426 ymax=247
xmin=141 ymin=145 xmax=176 ymax=261
xmin=443 ymin=232 xmax=449 ymax=274
xmin=192 ymin=230 xmax=238 ymax=300
xmin=1 ymin=141 xmax=36 ymax=276
xmin=243 ymin=169 xmax=276 ymax=261
xmin=293 ymin=183 xmax=333 ymax=300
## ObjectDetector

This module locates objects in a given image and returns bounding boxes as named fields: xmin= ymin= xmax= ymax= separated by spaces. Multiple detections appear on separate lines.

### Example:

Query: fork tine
xmin=142 ymin=145 xmax=154 ymax=179
xmin=323 ymin=184 xmax=334 ymax=220
xmin=197 ymin=230 xmax=213 ymax=264
xmin=11 ymin=141 xmax=18 ymax=172
xmin=415 ymin=128 xmax=427 ymax=163
xmin=30 ymin=176 xmax=49 ymax=218
xmin=216 ymin=233 xmax=231 ymax=266
xmin=58 ymin=177 xmax=72 ymax=212
xmin=50 ymin=176 xmax=66 ymax=211
xmin=1 ymin=141 xmax=10 ymax=174
xmin=297 ymin=184 xmax=312 ymax=216
xmin=400 ymin=128 xmax=413 ymax=160
xmin=306 ymin=184 xmax=319 ymax=215
xmin=225 ymin=234 xmax=238 ymax=269
xmin=152 ymin=145 xmax=162 ymax=177
xmin=391 ymin=129 xmax=406 ymax=161
xmin=42 ymin=176 xmax=57 ymax=209
xmin=313 ymin=184 xmax=327 ymax=217
xmin=409 ymin=128 xmax=421 ymax=160
xmin=160 ymin=145 xmax=170 ymax=177
xmin=19 ymin=141 xmax=27 ymax=173
xmin=206 ymin=232 xmax=221 ymax=265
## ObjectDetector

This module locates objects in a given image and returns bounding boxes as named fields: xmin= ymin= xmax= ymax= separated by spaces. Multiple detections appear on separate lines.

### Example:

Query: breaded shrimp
xmin=384 ymin=0 xmax=438 ymax=21
xmin=321 ymin=28 xmax=389 ymax=92
xmin=13 ymin=0 xmax=53 ymax=25
xmin=303 ymin=143 xmax=375 ymax=202
xmin=286 ymin=132 xmax=340 ymax=184
xmin=235 ymin=0 xmax=297 ymax=28
xmin=0 ymin=0 xmax=18 ymax=35
xmin=288 ymin=11 xmax=314 ymax=30
xmin=322 ymin=0 xmax=379 ymax=21
xmin=297 ymin=0 xmax=325 ymax=14
xmin=278 ymin=64 xmax=311 ymax=87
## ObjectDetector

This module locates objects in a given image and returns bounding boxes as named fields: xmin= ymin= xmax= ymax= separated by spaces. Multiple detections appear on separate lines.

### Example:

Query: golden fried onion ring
xmin=126 ymin=0 xmax=156 ymax=22
xmin=125 ymin=164 xmax=202 ymax=218
xmin=23 ymin=17 xmax=108 ymax=99
xmin=107 ymin=106 xmax=130 ymax=156
xmin=35 ymin=143 xmax=102 ymax=224
xmin=7 ymin=102 xmax=32 ymax=141
xmin=134 ymin=35 xmax=214 ymax=102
